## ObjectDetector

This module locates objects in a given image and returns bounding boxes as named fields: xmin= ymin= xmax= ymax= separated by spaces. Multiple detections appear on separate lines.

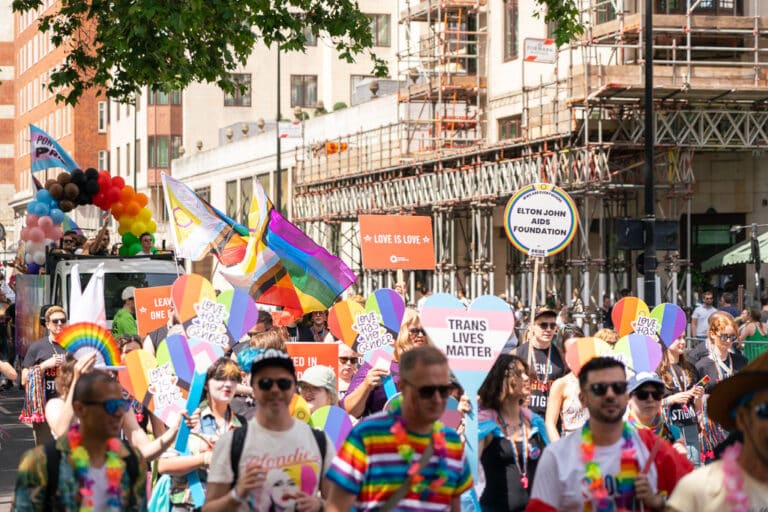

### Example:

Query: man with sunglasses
xmin=326 ymin=345 xmax=472 ymax=511
xmin=514 ymin=307 xmax=566 ymax=416
xmin=21 ymin=305 xmax=69 ymax=445
xmin=14 ymin=370 xmax=146 ymax=510
xmin=668 ymin=351 xmax=768 ymax=511
xmin=205 ymin=348 xmax=334 ymax=512
xmin=528 ymin=357 xmax=692 ymax=512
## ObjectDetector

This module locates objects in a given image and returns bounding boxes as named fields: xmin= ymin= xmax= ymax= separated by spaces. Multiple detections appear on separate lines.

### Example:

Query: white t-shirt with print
xmin=530 ymin=427 xmax=658 ymax=511
xmin=668 ymin=459 xmax=768 ymax=512
xmin=208 ymin=418 xmax=335 ymax=512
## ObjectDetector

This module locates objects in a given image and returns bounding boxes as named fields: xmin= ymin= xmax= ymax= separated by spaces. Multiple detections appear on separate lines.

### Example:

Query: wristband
xmin=229 ymin=488 xmax=247 ymax=505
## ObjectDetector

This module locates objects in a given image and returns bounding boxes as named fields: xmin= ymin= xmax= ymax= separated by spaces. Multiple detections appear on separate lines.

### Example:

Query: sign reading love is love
xmin=421 ymin=293 xmax=515 ymax=480
xmin=612 ymin=297 xmax=687 ymax=348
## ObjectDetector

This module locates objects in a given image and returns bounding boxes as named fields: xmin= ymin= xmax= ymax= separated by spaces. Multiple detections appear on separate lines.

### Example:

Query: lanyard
xmin=498 ymin=411 xmax=529 ymax=489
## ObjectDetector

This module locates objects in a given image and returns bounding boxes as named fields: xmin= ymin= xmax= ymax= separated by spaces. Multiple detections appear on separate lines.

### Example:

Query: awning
xmin=701 ymin=231 xmax=768 ymax=272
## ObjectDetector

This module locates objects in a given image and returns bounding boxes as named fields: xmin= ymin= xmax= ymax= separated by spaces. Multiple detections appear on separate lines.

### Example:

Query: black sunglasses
xmin=755 ymin=402 xmax=768 ymax=420
xmin=719 ymin=334 xmax=738 ymax=343
xmin=81 ymin=398 xmax=132 ymax=415
xmin=588 ymin=381 xmax=628 ymax=397
xmin=403 ymin=379 xmax=451 ymax=400
xmin=339 ymin=357 xmax=359 ymax=364
xmin=257 ymin=377 xmax=293 ymax=392
xmin=409 ymin=328 xmax=425 ymax=336
xmin=633 ymin=388 xmax=664 ymax=401
xmin=537 ymin=322 xmax=557 ymax=330
xmin=49 ymin=318 xmax=67 ymax=325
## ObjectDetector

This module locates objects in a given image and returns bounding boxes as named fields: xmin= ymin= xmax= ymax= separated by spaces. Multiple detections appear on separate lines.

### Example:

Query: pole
xmin=643 ymin=0 xmax=657 ymax=307
xmin=275 ymin=45 xmax=282 ymax=214
xmin=752 ymin=223 xmax=762 ymax=301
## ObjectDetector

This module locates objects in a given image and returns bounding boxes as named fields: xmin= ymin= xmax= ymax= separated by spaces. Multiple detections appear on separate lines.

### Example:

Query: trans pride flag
xmin=222 ymin=182 xmax=357 ymax=316
xmin=29 ymin=124 xmax=79 ymax=173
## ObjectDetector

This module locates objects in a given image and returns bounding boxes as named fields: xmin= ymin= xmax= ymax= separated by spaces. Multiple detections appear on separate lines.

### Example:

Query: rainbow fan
xmin=57 ymin=322 xmax=122 ymax=368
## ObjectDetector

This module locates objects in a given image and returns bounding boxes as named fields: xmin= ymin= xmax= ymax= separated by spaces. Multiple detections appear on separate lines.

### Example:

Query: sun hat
xmin=707 ymin=350 xmax=768 ymax=430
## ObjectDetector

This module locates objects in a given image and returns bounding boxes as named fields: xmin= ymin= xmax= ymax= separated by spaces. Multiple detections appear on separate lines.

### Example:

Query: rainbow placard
xmin=503 ymin=183 xmax=578 ymax=258
xmin=612 ymin=297 xmax=651 ymax=337
xmin=57 ymin=322 xmax=121 ymax=368
xmin=171 ymin=274 xmax=216 ymax=325
xmin=650 ymin=303 xmax=687 ymax=347
xmin=565 ymin=337 xmax=614 ymax=375
xmin=328 ymin=300 xmax=366 ymax=348
xmin=613 ymin=334 xmax=663 ymax=376
xmin=364 ymin=288 xmax=406 ymax=336
xmin=155 ymin=333 xmax=225 ymax=391
xmin=217 ymin=289 xmax=259 ymax=343
xmin=309 ymin=405 xmax=353 ymax=453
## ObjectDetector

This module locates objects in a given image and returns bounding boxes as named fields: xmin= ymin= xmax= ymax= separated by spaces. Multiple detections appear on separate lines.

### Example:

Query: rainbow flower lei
xmin=722 ymin=442 xmax=749 ymax=512
xmin=390 ymin=414 xmax=449 ymax=500
xmin=581 ymin=421 xmax=639 ymax=512
xmin=68 ymin=424 xmax=125 ymax=511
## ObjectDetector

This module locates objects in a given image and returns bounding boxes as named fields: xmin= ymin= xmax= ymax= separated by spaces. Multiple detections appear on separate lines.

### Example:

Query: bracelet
xmin=229 ymin=488 xmax=247 ymax=505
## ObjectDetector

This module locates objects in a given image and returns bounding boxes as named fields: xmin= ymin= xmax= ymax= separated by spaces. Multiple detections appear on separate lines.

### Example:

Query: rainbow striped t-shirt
xmin=326 ymin=411 xmax=473 ymax=511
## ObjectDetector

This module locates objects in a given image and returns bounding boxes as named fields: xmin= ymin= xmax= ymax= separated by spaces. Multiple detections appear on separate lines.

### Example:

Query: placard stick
xmin=526 ymin=257 xmax=542 ymax=369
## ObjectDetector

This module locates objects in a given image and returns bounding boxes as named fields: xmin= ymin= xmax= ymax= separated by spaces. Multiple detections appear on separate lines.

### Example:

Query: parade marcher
xmin=21 ymin=305 xmax=68 ymax=445
xmin=13 ymin=370 xmax=147 ymax=511
xmin=527 ymin=357 xmax=693 ymax=512
xmin=667 ymin=351 xmax=768 ymax=511
xmin=514 ymin=307 xmax=566 ymax=417
xmin=717 ymin=291 xmax=740 ymax=318
xmin=326 ymin=345 xmax=473 ymax=511
xmin=337 ymin=343 xmax=360 ymax=401
xmin=625 ymin=372 xmax=687 ymax=455
xmin=657 ymin=333 xmax=704 ymax=464
xmin=203 ymin=349 xmax=333 ymax=512
xmin=158 ymin=357 xmax=244 ymax=511
xmin=136 ymin=232 xmax=155 ymax=255
xmin=342 ymin=308 xmax=431 ymax=419
xmin=112 ymin=286 xmax=138 ymax=338
xmin=691 ymin=290 xmax=716 ymax=341
xmin=593 ymin=327 xmax=619 ymax=347
xmin=299 ymin=310 xmax=333 ymax=342
xmin=299 ymin=365 xmax=339 ymax=413
xmin=600 ymin=294 xmax=613 ymax=329
xmin=687 ymin=309 xmax=730 ymax=366
xmin=695 ymin=313 xmax=748 ymax=393
xmin=739 ymin=308 xmax=768 ymax=361
xmin=545 ymin=336 xmax=588 ymax=442
xmin=477 ymin=354 xmax=548 ymax=511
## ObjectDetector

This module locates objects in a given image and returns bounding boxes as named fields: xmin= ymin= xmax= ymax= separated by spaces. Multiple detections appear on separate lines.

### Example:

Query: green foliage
xmin=533 ymin=0 xmax=584 ymax=46
xmin=12 ymin=0 xmax=389 ymax=105
xmin=332 ymin=102 xmax=348 ymax=111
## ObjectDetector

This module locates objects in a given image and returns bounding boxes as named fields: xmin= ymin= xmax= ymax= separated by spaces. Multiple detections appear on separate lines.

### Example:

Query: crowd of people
xmin=4 ymin=283 xmax=768 ymax=511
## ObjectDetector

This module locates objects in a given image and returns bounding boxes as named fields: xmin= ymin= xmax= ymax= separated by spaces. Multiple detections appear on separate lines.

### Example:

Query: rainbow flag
xmin=222 ymin=182 xmax=357 ymax=315
xmin=162 ymin=174 xmax=248 ymax=266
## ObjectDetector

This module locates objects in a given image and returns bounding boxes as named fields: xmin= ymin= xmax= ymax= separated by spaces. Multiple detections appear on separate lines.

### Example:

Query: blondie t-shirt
xmin=208 ymin=418 xmax=334 ymax=512
xmin=530 ymin=428 xmax=658 ymax=511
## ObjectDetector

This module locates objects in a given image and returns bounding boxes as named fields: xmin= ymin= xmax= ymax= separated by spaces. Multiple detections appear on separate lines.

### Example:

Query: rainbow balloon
xmin=57 ymin=322 xmax=121 ymax=368
xmin=611 ymin=297 xmax=650 ymax=337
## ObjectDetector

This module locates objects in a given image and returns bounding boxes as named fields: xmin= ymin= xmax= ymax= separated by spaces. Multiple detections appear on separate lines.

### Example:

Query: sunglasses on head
xmin=49 ymin=318 xmax=67 ymax=325
xmin=256 ymin=377 xmax=293 ymax=392
xmin=409 ymin=327 xmax=425 ymax=336
xmin=755 ymin=402 xmax=768 ymax=420
xmin=339 ymin=357 xmax=359 ymax=364
xmin=633 ymin=388 xmax=664 ymax=401
xmin=537 ymin=322 xmax=557 ymax=330
xmin=719 ymin=334 xmax=738 ymax=343
xmin=81 ymin=398 xmax=132 ymax=415
xmin=588 ymin=381 xmax=628 ymax=397
xmin=403 ymin=379 xmax=451 ymax=400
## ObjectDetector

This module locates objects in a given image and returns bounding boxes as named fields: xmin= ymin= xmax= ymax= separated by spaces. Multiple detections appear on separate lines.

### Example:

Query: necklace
xmin=390 ymin=412 xmax=449 ymax=500
xmin=67 ymin=424 xmax=125 ymax=511
xmin=581 ymin=421 xmax=639 ymax=512
xmin=627 ymin=409 xmax=670 ymax=441
xmin=712 ymin=351 xmax=734 ymax=381
xmin=722 ymin=442 xmax=749 ymax=512
xmin=498 ymin=410 xmax=529 ymax=489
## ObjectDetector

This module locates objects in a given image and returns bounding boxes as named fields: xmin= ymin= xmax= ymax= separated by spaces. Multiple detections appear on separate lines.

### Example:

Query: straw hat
xmin=707 ymin=350 xmax=768 ymax=430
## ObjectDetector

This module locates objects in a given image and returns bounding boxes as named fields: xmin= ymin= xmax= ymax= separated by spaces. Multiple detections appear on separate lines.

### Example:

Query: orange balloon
xmin=125 ymin=201 xmax=141 ymax=217
xmin=111 ymin=201 xmax=125 ymax=219
xmin=135 ymin=193 xmax=149 ymax=208
xmin=120 ymin=185 xmax=135 ymax=202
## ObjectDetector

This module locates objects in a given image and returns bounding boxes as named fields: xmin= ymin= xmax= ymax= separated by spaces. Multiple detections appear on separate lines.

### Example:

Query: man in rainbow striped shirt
xmin=325 ymin=345 xmax=472 ymax=511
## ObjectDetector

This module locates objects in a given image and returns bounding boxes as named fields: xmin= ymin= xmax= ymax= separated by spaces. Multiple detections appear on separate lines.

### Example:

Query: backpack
xmin=229 ymin=423 xmax=327 ymax=486
xmin=44 ymin=438 xmax=140 ymax=510
xmin=146 ymin=473 xmax=171 ymax=512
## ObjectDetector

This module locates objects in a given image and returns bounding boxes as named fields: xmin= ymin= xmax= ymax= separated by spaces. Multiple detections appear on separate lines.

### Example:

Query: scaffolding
xmin=293 ymin=0 xmax=768 ymax=318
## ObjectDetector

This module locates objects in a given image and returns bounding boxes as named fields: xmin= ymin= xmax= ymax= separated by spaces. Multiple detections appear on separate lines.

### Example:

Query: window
xmin=157 ymin=137 xmax=169 ymax=167
xmin=226 ymin=181 xmax=237 ymax=219
xmin=171 ymin=135 xmax=182 ymax=160
xmin=98 ymin=150 xmax=108 ymax=171
xmin=239 ymin=177 xmax=252 ymax=225
xmin=195 ymin=186 xmax=211 ymax=204
xmin=498 ymin=115 xmax=522 ymax=141
xmin=115 ymin=146 xmax=121 ymax=175
xmin=147 ymin=89 xmax=177 ymax=105
xmin=148 ymin=135 xmax=171 ymax=168
xmin=224 ymin=74 xmax=252 ymax=107
xmin=368 ymin=14 xmax=390 ymax=47
xmin=156 ymin=91 xmax=169 ymax=105
xmin=171 ymin=90 xmax=182 ymax=105
xmin=148 ymin=137 xmax=155 ymax=167
xmin=98 ymin=101 xmax=107 ymax=133
xmin=290 ymin=75 xmax=317 ymax=107
xmin=504 ymin=0 xmax=518 ymax=61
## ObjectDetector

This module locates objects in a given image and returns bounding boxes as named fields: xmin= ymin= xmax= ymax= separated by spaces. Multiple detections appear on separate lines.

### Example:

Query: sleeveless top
xmin=480 ymin=431 xmax=546 ymax=511
xmin=745 ymin=322 xmax=768 ymax=341
xmin=560 ymin=373 xmax=588 ymax=433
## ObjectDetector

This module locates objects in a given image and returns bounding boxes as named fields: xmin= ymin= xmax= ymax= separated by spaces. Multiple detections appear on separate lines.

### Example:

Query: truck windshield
xmin=67 ymin=272 xmax=178 ymax=320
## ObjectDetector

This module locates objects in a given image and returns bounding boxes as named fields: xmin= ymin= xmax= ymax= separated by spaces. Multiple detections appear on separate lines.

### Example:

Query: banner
xmin=285 ymin=343 xmax=339 ymax=384
xmin=29 ymin=124 xmax=79 ymax=173
xmin=134 ymin=285 xmax=173 ymax=338
xmin=359 ymin=215 xmax=435 ymax=270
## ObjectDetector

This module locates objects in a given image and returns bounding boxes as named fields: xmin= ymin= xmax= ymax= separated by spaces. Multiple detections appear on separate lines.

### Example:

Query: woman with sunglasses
xmin=626 ymin=372 xmax=687 ymax=455
xmin=545 ymin=332 xmax=588 ymax=442
xmin=337 ymin=343 xmax=360 ymax=400
xmin=477 ymin=355 xmax=548 ymax=511
xmin=695 ymin=314 xmax=748 ymax=394
xmin=158 ymin=357 xmax=245 ymax=511
xmin=342 ymin=308 xmax=433 ymax=419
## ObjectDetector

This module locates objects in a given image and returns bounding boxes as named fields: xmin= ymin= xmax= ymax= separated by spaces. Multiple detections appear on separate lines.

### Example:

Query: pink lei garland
xmin=67 ymin=424 xmax=125 ymax=511
xmin=722 ymin=442 xmax=749 ymax=512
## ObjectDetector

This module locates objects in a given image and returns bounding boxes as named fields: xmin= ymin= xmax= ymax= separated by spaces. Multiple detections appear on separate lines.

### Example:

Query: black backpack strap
xmin=229 ymin=424 xmax=248 ymax=487
xmin=44 ymin=440 xmax=61 ymax=510
xmin=311 ymin=427 xmax=327 ymax=472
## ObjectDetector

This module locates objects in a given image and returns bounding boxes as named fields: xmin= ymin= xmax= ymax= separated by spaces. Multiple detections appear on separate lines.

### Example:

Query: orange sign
xmin=285 ymin=343 xmax=339 ymax=385
xmin=134 ymin=285 xmax=173 ymax=338
xmin=359 ymin=215 xmax=436 ymax=270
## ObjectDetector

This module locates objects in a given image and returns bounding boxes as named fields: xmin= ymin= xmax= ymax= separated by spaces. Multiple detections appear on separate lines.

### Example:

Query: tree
xmin=12 ymin=0 xmax=583 ymax=106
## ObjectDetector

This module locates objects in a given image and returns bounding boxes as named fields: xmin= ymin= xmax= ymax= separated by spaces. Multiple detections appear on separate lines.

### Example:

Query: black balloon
xmin=84 ymin=179 xmax=99 ymax=195
xmin=71 ymin=169 xmax=85 ymax=185
xmin=84 ymin=168 xmax=99 ymax=180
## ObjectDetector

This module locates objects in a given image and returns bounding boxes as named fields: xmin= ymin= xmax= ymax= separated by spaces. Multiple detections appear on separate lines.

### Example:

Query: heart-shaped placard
xmin=565 ymin=337 xmax=614 ymax=375
xmin=119 ymin=349 xmax=188 ymax=426
xmin=612 ymin=297 xmax=651 ymax=337
xmin=329 ymin=289 xmax=405 ymax=355
xmin=156 ymin=333 xmax=226 ymax=391
xmin=612 ymin=334 xmax=663 ymax=375
xmin=172 ymin=274 xmax=216 ymax=325
xmin=290 ymin=393 xmax=311 ymax=423
xmin=217 ymin=289 xmax=259 ymax=342
xmin=649 ymin=303 xmax=687 ymax=347
xmin=328 ymin=300 xmax=365 ymax=347
xmin=309 ymin=405 xmax=354 ymax=456
xmin=365 ymin=289 xmax=406 ymax=336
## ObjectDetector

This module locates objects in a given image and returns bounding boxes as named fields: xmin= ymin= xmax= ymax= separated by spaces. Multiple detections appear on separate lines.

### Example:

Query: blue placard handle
xmin=174 ymin=370 xmax=207 ymax=508
xmin=383 ymin=375 xmax=397 ymax=399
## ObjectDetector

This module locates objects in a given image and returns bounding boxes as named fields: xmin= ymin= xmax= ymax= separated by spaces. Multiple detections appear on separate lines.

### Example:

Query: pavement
xmin=0 ymin=384 xmax=34 ymax=512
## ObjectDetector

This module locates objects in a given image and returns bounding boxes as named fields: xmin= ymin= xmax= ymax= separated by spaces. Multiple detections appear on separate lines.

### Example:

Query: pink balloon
xmin=38 ymin=215 xmax=54 ymax=230
xmin=51 ymin=226 xmax=63 ymax=240
xmin=29 ymin=227 xmax=45 ymax=243
xmin=20 ymin=227 xmax=30 ymax=240
xmin=26 ymin=214 xmax=39 ymax=227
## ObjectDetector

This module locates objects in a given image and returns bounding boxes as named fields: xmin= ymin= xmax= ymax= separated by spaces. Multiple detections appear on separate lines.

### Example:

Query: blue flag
xmin=29 ymin=124 xmax=79 ymax=173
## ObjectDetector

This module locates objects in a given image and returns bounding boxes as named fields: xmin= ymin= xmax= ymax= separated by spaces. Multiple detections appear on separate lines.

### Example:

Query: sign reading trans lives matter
xmin=503 ymin=183 xmax=578 ymax=258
